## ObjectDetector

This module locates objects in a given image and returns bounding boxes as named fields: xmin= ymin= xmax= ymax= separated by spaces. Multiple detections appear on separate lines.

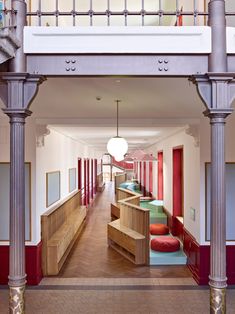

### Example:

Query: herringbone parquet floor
xmin=58 ymin=182 xmax=191 ymax=278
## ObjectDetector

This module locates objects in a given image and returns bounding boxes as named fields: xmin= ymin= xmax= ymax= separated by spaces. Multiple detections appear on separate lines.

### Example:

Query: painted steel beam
xmin=26 ymin=54 xmax=208 ymax=77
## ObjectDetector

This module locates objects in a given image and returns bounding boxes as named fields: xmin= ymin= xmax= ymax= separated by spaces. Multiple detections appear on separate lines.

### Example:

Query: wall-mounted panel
xmin=206 ymin=163 xmax=235 ymax=241
xmin=46 ymin=171 xmax=60 ymax=207
xmin=69 ymin=168 xmax=76 ymax=193
xmin=0 ymin=163 xmax=31 ymax=241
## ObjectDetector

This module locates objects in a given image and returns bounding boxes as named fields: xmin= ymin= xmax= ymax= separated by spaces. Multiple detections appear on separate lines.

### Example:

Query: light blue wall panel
xmin=0 ymin=163 xmax=31 ymax=241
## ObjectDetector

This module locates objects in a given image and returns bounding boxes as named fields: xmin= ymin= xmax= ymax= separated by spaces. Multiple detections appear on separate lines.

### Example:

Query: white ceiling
xmin=30 ymin=77 xmax=204 ymax=119
xmin=50 ymin=125 xmax=184 ymax=150
xmin=0 ymin=77 xmax=205 ymax=152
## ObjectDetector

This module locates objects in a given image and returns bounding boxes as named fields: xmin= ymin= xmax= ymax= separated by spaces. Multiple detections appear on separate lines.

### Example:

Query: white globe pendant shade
xmin=107 ymin=136 xmax=128 ymax=157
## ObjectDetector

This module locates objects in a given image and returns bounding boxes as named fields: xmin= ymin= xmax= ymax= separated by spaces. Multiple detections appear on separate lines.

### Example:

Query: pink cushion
xmin=150 ymin=224 xmax=169 ymax=235
xmin=151 ymin=237 xmax=180 ymax=252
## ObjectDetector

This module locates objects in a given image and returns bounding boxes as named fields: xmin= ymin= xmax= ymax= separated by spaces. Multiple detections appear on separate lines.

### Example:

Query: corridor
xmin=1 ymin=183 xmax=235 ymax=313
xmin=58 ymin=181 xmax=191 ymax=279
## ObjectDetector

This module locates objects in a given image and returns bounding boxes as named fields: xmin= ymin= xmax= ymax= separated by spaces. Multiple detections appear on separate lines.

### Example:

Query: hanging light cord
xmin=116 ymin=100 xmax=120 ymax=137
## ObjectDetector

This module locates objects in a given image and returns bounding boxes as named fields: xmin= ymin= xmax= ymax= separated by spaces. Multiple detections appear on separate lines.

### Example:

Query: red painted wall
xmin=163 ymin=207 xmax=235 ymax=286
xmin=173 ymin=148 xmax=183 ymax=217
xmin=87 ymin=159 xmax=90 ymax=205
xmin=143 ymin=161 xmax=146 ymax=196
xmin=83 ymin=159 xmax=87 ymax=206
xmin=149 ymin=161 xmax=153 ymax=195
xmin=78 ymin=158 xmax=82 ymax=190
xmin=157 ymin=151 xmax=163 ymax=200
xmin=94 ymin=159 xmax=97 ymax=194
xmin=139 ymin=162 xmax=142 ymax=190
xmin=91 ymin=159 xmax=94 ymax=198
xmin=0 ymin=242 xmax=43 ymax=286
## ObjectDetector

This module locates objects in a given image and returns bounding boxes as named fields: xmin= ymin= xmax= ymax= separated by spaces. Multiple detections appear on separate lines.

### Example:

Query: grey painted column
xmin=205 ymin=110 xmax=228 ymax=314
xmin=192 ymin=74 xmax=235 ymax=314
xmin=10 ymin=0 xmax=27 ymax=72
xmin=3 ymin=109 xmax=31 ymax=314
xmin=0 ymin=73 xmax=45 ymax=314
xmin=208 ymin=0 xmax=227 ymax=72
xmin=208 ymin=1 xmax=228 ymax=313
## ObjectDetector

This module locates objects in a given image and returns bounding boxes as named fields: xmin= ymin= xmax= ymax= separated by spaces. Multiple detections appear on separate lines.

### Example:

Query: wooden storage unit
xmin=108 ymin=219 xmax=146 ymax=264
xmin=116 ymin=187 xmax=141 ymax=203
xmin=111 ymin=203 xmax=120 ymax=220
xmin=96 ymin=173 xmax=105 ymax=192
xmin=108 ymin=187 xmax=149 ymax=265
xmin=41 ymin=190 xmax=86 ymax=275
xmin=114 ymin=173 xmax=127 ymax=193
xmin=111 ymin=188 xmax=141 ymax=220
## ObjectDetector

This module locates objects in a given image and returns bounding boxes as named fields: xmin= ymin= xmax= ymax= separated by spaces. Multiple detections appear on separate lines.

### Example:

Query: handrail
xmin=25 ymin=0 xmax=209 ymax=27
xmin=2 ymin=1 xmax=235 ymax=29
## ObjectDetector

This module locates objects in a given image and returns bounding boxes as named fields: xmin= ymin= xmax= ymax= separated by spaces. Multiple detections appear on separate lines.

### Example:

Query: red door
xmin=94 ymin=159 xmax=97 ymax=194
xmin=173 ymin=148 xmax=183 ymax=217
xmin=158 ymin=152 xmax=163 ymax=200
xmin=78 ymin=158 xmax=82 ymax=190
xmin=91 ymin=159 xmax=94 ymax=198
xmin=149 ymin=161 xmax=153 ymax=196
xmin=87 ymin=159 xmax=90 ymax=206
xmin=83 ymin=159 xmax=87 ymax=206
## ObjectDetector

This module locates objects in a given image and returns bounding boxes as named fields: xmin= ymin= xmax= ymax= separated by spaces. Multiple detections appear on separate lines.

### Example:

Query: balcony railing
xmin=1 ymin=1 xmax=235 ymax=29
xmin=25 ymin=0 xmax=209 ymax=27
xmin=0 ymin=0 xmax=14 ymax=28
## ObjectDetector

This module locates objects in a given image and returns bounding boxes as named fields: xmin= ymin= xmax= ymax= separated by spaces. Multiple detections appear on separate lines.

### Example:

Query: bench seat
xmin=41 ymin=191 xmax=86 ymax=276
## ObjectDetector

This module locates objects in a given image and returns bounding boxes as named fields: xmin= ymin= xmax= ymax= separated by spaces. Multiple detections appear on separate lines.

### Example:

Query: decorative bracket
xmin=190 ymin=73 xmax=235 ymax=116
xmin=36 ymin=125 xmax=50 ymax=147
xmin=185 ymin=125 xmax=199 ymax=147
xmin=0 ymin=72 xmax=46 ymax=111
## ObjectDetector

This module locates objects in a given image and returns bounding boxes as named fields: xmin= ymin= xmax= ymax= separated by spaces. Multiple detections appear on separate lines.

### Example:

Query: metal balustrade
xmin=0 ymin=0 xmax=14 ymax=28
xmin=1 ymin=1 xmax=235 ymax=28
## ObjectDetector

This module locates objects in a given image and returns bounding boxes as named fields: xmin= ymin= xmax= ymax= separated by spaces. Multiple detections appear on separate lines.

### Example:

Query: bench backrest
xmin=41 ymin=190 xmax=81 ymax=274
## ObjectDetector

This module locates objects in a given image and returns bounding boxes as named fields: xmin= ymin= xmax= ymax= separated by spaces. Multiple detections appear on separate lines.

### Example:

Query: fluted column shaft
xmin=207 ymin=112 xmax=228 ymax=314
xmin=3 ymin=109 xmax=31 ymax=314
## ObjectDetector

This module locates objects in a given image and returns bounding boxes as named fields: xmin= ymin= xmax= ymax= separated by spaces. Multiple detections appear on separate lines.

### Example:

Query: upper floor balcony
xmin=1 ymin=1 xmax=235 ymax=73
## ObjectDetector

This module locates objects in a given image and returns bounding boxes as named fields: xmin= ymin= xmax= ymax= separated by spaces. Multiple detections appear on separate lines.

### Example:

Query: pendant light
xmin=107 ymin=100 xmax=128 ymax=160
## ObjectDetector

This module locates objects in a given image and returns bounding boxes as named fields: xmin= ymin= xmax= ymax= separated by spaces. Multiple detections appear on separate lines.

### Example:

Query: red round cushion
xmin=150 ymin=224 xmax=169 ymax=235
xmin=151 ymin=237 xmax=180 ymax=252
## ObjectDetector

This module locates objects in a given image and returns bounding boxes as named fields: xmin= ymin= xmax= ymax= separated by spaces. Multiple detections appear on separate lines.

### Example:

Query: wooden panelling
xmin=96 ymin=173 xmax=105 ymax=192
xmin=114 ymin=173 xmax=127 ymax=193
xmin=108 ymin=187 xmax=149 ymax=265
xmin=41 ymin=190 xmax=86 ymax=275
xmin=183 ymin=228 xmax=210 ymax=285
xmin=111 ymin=203 xmax=120 ymax=220
xmin=108 ymin=220 xmax=146 ymax=264
xmin=116 ymin=187 xmax=140 ymax=202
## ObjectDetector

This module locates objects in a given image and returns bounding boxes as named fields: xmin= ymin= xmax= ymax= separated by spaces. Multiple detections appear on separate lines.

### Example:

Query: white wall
xmin=35 ymin=127 xmax=99 ymax=244
xmin=147 ymin=128 xmax=201 ymax=243
xmin=0 ymin=118 xmax=101 ymax=245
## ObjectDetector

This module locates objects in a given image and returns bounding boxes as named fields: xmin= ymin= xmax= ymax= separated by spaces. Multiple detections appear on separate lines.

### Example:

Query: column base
xmin=9 ymin=285 xmax=25 ymax=314
xmin=210 ymin=287 xmax=226 ymax=314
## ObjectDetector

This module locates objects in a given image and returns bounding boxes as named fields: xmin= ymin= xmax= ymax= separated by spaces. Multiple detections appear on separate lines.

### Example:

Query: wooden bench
xmin=108 ymin=187 xmax=149 ymax=265
xmin=108 ymin=219 xmax=146 ymax=264
xmin=96 ymin=172 xmax=105 ymax=192
xmin=41 ymin=190 xmax=86 ymax=275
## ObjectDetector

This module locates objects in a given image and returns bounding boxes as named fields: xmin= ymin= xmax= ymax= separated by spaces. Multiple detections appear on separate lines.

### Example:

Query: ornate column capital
xmin=0 ymin=72 xmax=46 ymax=111
xmin=191 ymin=73 xmax=235 ymax=114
